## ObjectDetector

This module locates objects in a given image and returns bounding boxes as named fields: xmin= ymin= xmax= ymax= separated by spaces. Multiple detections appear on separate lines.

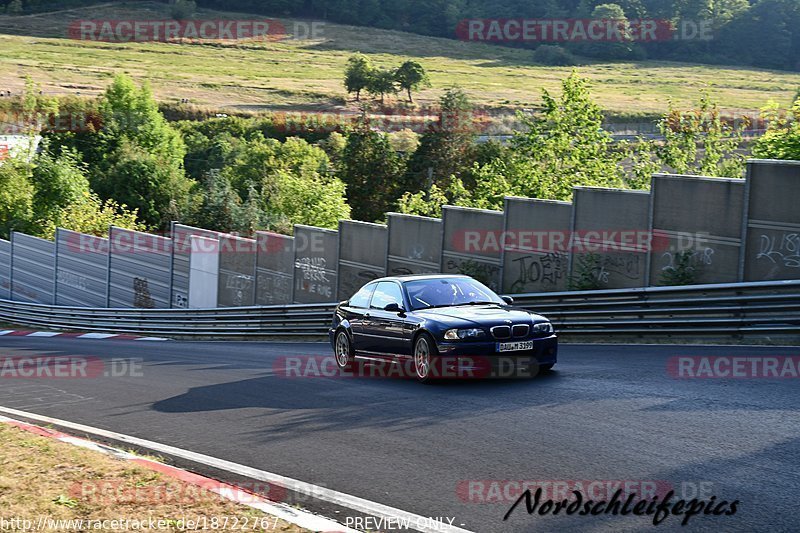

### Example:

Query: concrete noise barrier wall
xmin=217 ymin=234 xmax=257 ymax=307
xmin=108 ymin=226 xmax=172 ymax=309
xmin=255 ymin=231 xmax=294 ymax=306
xmin=0 ymin=239 xmax=10 ymax=300
xmin=569 ymin=187 xmax=651 ymax=289
xmin=189 ymin=236 xmax=219 ymax=309
xmin=337 ymin=220 xmax=388 ymax=300
xmin=55 ymin=228 xmax=109 ymax=307
xmin=293 ymin=225 xmax=338 ymax=304
xmin=502 ymin=197 xmax=571 ymax=294
xmin=171 ymin=223 xmax=222 ymax=309
xmin=11 ymin=232 xmax=55 ymax=304
xmin=441 ymin=206 xmax=504 ymax=292
xmin=741 ymin=160 xmax=800 ymax=281
xmin=386 ymin=213 xmax=442 ymax=276
xmin=648 ymin=174 xmax=744 ymax=286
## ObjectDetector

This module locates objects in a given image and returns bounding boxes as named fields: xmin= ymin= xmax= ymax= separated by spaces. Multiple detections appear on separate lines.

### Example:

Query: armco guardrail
xmin=0 ymin=300 xmax=336 ymax=338
xmin=512 ymin=279 xmax=800 ymax=340
xmin=0 ymin=280 xmax=799 ymax=342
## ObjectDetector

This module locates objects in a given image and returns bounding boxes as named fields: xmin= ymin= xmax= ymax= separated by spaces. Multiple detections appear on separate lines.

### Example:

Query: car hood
xmin=415 ymin=304 xmax=548 ymax=327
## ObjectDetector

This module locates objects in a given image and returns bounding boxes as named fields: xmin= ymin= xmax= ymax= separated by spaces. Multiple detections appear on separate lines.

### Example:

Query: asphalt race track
xmin=0 ymin=337 xmax=797 ymax=532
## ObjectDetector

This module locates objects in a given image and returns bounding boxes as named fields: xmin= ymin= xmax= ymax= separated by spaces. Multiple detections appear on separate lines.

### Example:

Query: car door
xmin=345 ymin=283 xmax=376 ymax=352
xmin=361 ymin=281 xmax=409 ymax=358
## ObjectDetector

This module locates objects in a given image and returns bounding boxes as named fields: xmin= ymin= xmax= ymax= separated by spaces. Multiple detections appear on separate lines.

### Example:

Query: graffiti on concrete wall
xmin=295 ymin=256 xmax=333 ymax=299
xmin=757 ymin=232 xmax=800 ymax=268
xmin=509 ymin=252 xmax=568 ymax=293
xmin=133 ymin=277 xmax=155 ymax=309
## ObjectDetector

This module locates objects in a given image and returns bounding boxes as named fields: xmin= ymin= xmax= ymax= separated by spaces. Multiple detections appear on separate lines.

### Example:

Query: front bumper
xmin=434 ymin=334 xmax=558 ymax=378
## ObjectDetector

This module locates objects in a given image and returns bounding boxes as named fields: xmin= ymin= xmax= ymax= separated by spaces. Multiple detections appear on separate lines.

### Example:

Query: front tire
xmin=334 ymin=330 xmax=354 ymax=371
xmin=413 ymin=334 xmax=438 ymax=383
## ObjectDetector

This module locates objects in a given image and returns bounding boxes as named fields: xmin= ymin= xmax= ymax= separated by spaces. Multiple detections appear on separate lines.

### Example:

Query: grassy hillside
xmin=0 ymin=1 xmax=798 ymax=118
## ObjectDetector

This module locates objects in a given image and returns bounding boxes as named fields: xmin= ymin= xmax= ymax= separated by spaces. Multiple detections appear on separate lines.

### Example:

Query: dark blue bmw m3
xmin=329 ymin=274 xmax=557 ymax=382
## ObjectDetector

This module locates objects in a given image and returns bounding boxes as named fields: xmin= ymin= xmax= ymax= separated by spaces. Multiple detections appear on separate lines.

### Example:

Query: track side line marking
xmin=0 ymin=406 xmax=473 ymax=533
xmin=0 ymin=413 xmax=358 ymax=533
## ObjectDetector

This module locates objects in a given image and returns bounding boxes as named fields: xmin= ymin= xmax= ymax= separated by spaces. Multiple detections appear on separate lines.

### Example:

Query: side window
xmin=370 ymin=282 xmax=404 ymax=310
xmin=348 ymin=284 xmax=375 ymax=308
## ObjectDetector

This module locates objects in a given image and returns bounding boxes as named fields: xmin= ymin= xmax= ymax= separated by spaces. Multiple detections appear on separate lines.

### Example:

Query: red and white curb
xmin=0 ymin=406 xmax=472 ymax=533
xmin=0 ymin=330 xmax=168 ymax=341
xmin=0 ymin=412 xmax=358 ymax=533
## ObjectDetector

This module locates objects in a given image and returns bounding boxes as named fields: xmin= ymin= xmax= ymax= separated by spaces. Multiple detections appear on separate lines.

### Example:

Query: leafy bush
xmin=0 ymin=159 xmax=34 ymax=238
xmin=659 ymin=250 xmax=699 ymax=286
xmin=568 ymin=253 xmax=604 ymax=291
xmin=40 ymin=192 xmax=144 ymax=240
xmin=170 ymin=0 xmax=196 ymax=19
xmin=532 ymin=46 xmax=577 ymax=66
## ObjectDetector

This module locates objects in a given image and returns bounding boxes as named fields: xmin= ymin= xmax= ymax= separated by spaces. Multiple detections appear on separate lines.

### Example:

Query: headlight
xmin=532 ymin=322 xmax=554 ymax=334
xmin=444 ymin=328 xmax=486 ymax=340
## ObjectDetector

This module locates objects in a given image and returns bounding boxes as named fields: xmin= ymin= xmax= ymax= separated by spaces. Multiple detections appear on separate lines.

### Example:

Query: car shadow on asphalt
xmin=149 ymin=369 xmax=568 ymax=438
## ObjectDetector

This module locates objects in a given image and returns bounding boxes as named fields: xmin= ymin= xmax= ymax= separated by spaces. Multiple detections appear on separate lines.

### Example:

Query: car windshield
xmin=404 ymin=278 xmax=505 ymax=310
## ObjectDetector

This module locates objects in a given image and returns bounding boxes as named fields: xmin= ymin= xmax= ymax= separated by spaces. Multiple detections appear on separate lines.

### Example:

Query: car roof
xmin=370 ymin=274 xmax=471 ymax=283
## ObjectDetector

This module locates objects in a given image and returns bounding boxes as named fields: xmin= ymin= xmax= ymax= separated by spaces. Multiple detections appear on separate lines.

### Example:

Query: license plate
xmin=497 ymin=341 xmax=534 ymax=352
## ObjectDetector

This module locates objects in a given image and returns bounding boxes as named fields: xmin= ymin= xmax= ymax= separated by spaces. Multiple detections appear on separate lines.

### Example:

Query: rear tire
xmin=334 ymin=330 xmax=354 ymax=371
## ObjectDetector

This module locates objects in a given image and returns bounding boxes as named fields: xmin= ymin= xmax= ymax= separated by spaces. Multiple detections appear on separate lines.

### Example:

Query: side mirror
xmin=502 ymin=295 xmax=514 ymax=305
xmin=384 ymin=302 xmax=405 ymax=314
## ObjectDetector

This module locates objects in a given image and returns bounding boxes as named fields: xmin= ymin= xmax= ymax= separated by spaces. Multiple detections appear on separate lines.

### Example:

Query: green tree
xmin=191 ymin=170 xmax=242 ymax=233
xmin=29 ymin=148 xmax=90 ymax=231
xmin=170 ymin=0 xmax=196 ymax=19
xmin=575 ymin=3 xmax=636 ymax=60
xmin=394 ymin=60 xmax=430 ymax=103
xmin=217 ymin=135 xmax=349 ymax=232
xmin=503 ymin=72 xmax=626 ymax=203
xmin=40 ymin=192 xmax=143 ymax=240
xmin=343 ymin=54 xmax=374 ymax=101
xmin=655 ymin=92 xmax=747 ymax=178
xmin=0 ymin=159 xmax=34 ymax=238
xmin=710 ymin=0 xmax=750 ymax=27
xmin=89 ymin=75 xmax=194 ymax=229
xmin=405 ymin=87 xmax=478 ymax=195
xmin=752 ymin=100 xmax=800 ymax=161
xmin=317 ymin=131 xmax=347 ymax=164
xmin=340 ymin=116 xmax=405 ymax=221
xmin=366 ymin=68 xmax=398 ymax=104
xmin=222 ymin=134 xmax=330 ymax=198
xmin=396 ymin=179 xmax=471 ymax=218
xmin=388 ymin=128 xmax=420 ymax=154
xmin=100 ymin=139 xmax=195 ymax=228
xmin=19 ymin=76 xmax=58 ymax=146
xmin=7 ymin=0 xmax=22 ymax=15
xmin=269 ymin=169 xmax=351 ymax=230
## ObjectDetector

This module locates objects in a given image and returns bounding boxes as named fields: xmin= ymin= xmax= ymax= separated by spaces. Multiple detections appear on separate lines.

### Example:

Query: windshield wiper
xmin=416 ymin=301 xmax=499 ymax=310
xmin=415 ymin=303 xmax=455 ymax=310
